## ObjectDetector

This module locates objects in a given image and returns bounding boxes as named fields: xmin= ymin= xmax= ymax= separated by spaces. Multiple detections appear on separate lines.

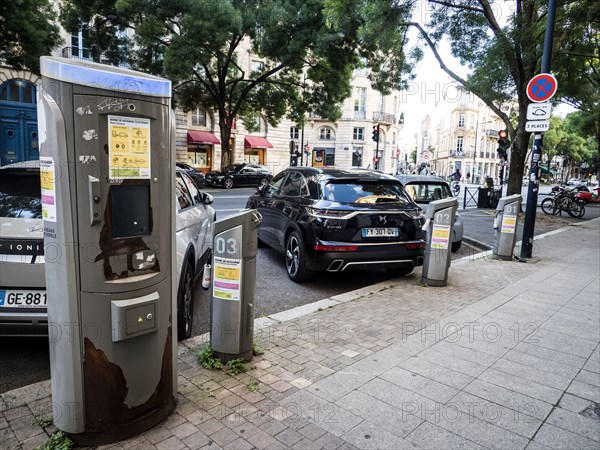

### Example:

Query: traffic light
xmin=372 ymin=124 xmax=380 ymax=142
xmin=497 ymin=129 xmax=510 ymax=160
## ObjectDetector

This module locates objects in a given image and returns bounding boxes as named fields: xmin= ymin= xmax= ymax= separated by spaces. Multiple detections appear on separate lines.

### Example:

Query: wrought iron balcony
xmin=61 ymin=46 xmax=92 ymax=61
xmin=354 ymin=110 xmax=366 ymax=120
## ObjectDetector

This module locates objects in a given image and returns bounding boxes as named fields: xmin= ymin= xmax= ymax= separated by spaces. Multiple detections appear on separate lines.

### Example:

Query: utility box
xmin=38 ymin=57 xmax=175 ymax=445
xmin=493 ymin=194 xmax=522 ymax=260
xmin=421 ymin=198 xmax=459 ymax=287
xmin=211 ymin=209 xmax=262 ymax=362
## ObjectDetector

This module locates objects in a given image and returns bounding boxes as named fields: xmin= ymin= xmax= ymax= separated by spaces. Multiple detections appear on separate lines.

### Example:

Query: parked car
xmin=205 ymin=163 xmax=272 ymax=189
xmin=176 ymin=161 xmax=205 ymax=187
xmin=395 ymin=175 xmax=464 ymax=252
xmin=175 ymin=169 xmax=215 ymax=340
xmin=0 ymin=161 xmax=214 ymax=341
xmin=576 ymin=186 xmax=600 ymax=204
xmin=246 ymin=167 xmax=426 ymax=282
xmin=0 ymin=161 xmax=46 ymax=335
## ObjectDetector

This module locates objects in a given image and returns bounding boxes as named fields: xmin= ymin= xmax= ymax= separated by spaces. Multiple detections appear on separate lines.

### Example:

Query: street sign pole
xmin=521 ymin=0 xmax=558 ymax=259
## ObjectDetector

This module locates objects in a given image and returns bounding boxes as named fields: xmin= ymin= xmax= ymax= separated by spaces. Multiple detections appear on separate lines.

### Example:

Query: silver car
xmin=0 ymin=161 xmax=215 ymax=340
xmin=395 ymin=175 xmax=464 ymax=252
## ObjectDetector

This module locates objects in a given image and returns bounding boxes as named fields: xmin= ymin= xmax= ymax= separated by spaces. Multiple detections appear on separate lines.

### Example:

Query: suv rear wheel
xmin=285 ymin=231 xmax=313 ymax=282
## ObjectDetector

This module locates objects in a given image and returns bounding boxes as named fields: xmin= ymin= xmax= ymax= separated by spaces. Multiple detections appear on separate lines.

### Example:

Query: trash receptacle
xmin=477 ymin=188 xmax=493 ymax=208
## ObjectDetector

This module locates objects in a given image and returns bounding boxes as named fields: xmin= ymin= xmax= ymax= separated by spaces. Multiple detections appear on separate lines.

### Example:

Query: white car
xmin=395 ymin=175 xmax=464 ymax=252
xmin=0 ymin=162 xmax=214 ymax=341
xmin=174 ymin=170 xmax=215 ymax=340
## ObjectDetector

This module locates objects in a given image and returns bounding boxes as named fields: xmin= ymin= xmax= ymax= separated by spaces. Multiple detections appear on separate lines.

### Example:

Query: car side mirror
xmin=203 ymin=193 xmax=214 ymax=205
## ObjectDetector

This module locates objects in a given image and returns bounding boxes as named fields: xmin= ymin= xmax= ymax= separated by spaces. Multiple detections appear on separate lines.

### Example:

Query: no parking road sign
xmin=527 ymin=73 xmax=558 ymax=103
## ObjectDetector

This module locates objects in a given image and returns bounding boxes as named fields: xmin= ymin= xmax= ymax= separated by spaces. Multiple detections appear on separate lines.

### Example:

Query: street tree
xmin=60 ymin=0 xmax=416 ymax=168
xmin=349 ymin=0 xmax=598 ymax=195
xmin=543 ymin=115 xmax=588 ymax=181
xmin=0 ymin=0 xmax=61 ymax=73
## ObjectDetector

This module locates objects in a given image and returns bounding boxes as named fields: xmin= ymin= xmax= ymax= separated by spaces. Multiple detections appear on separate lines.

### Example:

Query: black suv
xmin=246 ymin=167 xmax=426 ymax=282
xmin=205 ymin=163 xmax=272 ymax=189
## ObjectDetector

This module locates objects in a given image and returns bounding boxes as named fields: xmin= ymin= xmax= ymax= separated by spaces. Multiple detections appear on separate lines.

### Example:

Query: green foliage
xmin=36 ymin=431 xmax=73 ymax=450
xmin=198 ymin=343 xmax=223 ymax=370
xmin=0 ymin=0 xmax=62 ymax=72
xmin=34 ymin=416 xmax=53 ymax=428
xmin=226 ymin=358 xmax=248 ymax=376
xmin=252 ymin=340 xmax=264 ymax=356
xmin=246 ymin=379 xmax=259 ymax=392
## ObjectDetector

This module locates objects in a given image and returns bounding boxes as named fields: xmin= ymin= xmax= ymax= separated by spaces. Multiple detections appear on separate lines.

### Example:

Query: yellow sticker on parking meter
xmin=215 ymin=266 xmax=240 ymax=280
xmin=108 ymin=115 xmax=151 ymax=180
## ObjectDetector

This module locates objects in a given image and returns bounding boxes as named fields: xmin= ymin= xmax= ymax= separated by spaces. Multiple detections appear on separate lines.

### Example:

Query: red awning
xmin=244 ymin=136 xmax=273 ymax=148
xmin=187 ymin=131 xmax=220 ymax=145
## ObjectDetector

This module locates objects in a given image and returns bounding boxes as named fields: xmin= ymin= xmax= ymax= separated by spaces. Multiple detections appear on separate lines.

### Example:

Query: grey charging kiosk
xmin=38 ymin=57 xmax=175 ymax=445
xmin=421 ymin=198 xmax=459 ymax=287
xmin=493 ymin=194 xmax=522 ymax=260
xmin=210 ymin=209 xmax=261 ymax=362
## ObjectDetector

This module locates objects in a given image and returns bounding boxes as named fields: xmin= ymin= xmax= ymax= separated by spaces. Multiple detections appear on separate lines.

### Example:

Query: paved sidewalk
xmin=2 ymin=220 xmax=599 ymax=449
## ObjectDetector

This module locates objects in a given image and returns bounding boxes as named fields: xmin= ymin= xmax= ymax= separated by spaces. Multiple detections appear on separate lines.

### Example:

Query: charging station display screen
xmin=111 ymin=184 xmax=151 ymax=238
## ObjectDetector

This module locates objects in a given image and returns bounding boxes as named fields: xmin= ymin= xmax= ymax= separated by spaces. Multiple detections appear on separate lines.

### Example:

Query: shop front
xmin=187 ymin=130 xmax=220 ymax=173
xmin=243 ymin=136 xmax=272 ymax=165
xmin=313 ymin=148 xmax=335 ymax=167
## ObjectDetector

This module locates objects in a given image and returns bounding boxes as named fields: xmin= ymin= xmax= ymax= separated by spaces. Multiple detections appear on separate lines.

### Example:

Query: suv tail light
xmin=314 ymin=244 xmax=358 ymax=252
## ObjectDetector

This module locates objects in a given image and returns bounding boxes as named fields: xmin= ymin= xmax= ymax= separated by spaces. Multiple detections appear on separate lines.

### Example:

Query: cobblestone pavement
xmin=1 ymin=220 xmax=599 ymax=449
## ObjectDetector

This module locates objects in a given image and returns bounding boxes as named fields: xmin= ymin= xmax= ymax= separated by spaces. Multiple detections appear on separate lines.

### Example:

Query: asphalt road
xmin=1 ymin=183 xmax=592 ymax=393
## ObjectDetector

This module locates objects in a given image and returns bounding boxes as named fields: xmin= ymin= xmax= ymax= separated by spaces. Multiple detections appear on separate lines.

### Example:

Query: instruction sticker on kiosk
xmin=108 ymin=115 xmax=151 ymax=180
xmin=213 ymin=225 xmax=243 ymax=301
xmin=501 ymin=214 xmax=517 ymax=234
xmin=40 ymin=156 xmax=57 ymax=222
xmin=431 ymin=224 xmax=450 ymax=249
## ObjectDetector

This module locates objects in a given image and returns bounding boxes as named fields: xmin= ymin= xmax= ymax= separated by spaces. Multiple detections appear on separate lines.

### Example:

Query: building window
xmin=456 ymin=137 xmax=464 ymax=155
xmin=353 ymin=127 xmax=364 ymax=141
xmin=0 ymin=80 xmax=36 ymax=104
xmin=191 ymin=108 xmax=206 ymax=126
xmin=251 ymin=60 xmax=264 ymax=73
xmin=458 ymin=114 xmax=465 ymax=128
xmin=354 ymin=87 xmax=366 ymax=111
xmin=290 ymin=126 xmax=299 ymax=139
xmin=352 ymin=147 xmax=363 ymax=167
xmin=319 ymin=127 xmax=333 ymax=140
xmin=379 ymin=93 xmax=385 ymax=113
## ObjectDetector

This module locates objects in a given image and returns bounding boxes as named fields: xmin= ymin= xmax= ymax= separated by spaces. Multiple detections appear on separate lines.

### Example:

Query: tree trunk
xmin=218 ymin=110 xmax=233 ymax=169
xmin=507 ymin=110 xmax=532 ymax=195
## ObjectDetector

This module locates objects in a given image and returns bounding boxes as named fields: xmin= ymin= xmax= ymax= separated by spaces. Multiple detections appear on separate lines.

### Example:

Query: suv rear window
xmin=0 ymin=170 xmax=42 ymax=218
xmin=323 ymin=179 xmax=412 ymax=205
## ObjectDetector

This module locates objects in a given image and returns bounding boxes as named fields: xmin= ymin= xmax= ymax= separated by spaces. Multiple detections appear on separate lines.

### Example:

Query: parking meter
xmin=211 ymin=209 xmax=261 ymax=362
xmin=421 ymin=198 xmax=459 ymax=287
xmin=38 ymin=57 xmax=175 ymax=445
xmin=493 ymin=194 xmax=522 ymax=260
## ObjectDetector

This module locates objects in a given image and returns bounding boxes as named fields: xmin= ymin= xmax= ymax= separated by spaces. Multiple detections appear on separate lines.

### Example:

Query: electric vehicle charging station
xmin=421 ymin=198 xmax=459 ymax=287
xmin=210 ymin=209 xmax=261 ymax=362
xmin=493 ymin=194 xmax=522 ymax=260
xmin=38 ymin=57 xmax=175 ymax=445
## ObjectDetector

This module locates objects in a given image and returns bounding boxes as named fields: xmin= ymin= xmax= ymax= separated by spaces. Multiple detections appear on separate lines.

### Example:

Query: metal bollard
xmin=493 ymin=194 xmax=522 ymax=260
xmin=421 ymin=198 xmax=459 ymax=287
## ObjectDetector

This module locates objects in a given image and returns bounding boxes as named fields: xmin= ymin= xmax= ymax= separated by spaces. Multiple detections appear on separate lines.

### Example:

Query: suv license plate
xmin=362 ymin=228 xmax=399 ymax=237
xmin=0 ymin=290 xmax=47 ymax=308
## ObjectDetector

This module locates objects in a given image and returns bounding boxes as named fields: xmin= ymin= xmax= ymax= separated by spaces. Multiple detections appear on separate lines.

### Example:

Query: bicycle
xmin=540 ymin=186 xmax=585 ymax=218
